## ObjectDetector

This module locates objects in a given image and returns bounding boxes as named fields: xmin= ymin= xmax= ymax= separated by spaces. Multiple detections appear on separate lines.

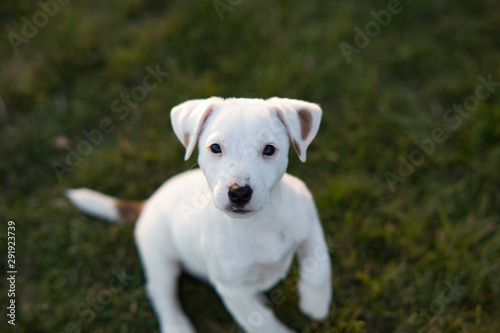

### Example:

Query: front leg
xmin=296 ymin=219 xmax=333 ymax=320
xmin=135 ymin=217 xmax=196 ymax=333
xmin=216 ymin=285 xmax=296 ymax=333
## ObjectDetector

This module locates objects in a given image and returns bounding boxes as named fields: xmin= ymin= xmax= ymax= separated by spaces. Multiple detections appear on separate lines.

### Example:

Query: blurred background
xmin=1 ymin=0 xmax=499 ymax=332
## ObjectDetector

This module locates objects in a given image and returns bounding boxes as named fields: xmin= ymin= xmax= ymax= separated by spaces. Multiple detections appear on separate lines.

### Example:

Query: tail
xmin=65 ymin=188 xmax=144 ymax=224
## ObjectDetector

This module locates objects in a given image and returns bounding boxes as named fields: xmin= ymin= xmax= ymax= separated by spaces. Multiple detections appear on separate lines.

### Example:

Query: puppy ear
xmin=267 ymin=97 xmax=322 ymax=162
xmin=171 ymin=97 xmax=222 ymax=160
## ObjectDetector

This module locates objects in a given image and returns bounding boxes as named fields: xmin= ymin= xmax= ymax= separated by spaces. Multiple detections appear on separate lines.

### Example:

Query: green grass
xmin=1 ymin=0 xmax=500 ymax=332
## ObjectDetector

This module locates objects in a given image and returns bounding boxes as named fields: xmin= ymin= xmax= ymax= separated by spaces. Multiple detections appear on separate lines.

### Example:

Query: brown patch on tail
xmin=115 ymin=199 xmax=144 ymax=223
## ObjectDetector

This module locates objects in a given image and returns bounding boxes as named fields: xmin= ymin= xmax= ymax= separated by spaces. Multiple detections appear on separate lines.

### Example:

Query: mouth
xmin=224 ymin=208 xmax=255 ymax=217
xmin=230 ymin=208 xmax=251 ymax=214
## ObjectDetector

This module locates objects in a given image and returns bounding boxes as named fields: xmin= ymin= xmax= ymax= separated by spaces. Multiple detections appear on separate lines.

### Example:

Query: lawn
xmin=1 ymin=0 xmax=500 ymax=332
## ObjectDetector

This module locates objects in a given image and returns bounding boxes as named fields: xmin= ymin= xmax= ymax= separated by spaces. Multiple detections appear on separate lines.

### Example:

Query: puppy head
xmin=171 ymin=97 xmax=322 ymax=218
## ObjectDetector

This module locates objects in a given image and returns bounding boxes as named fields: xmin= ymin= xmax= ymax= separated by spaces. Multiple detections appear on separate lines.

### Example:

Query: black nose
xmin=228 ymin=184 xmax=253 ymax=206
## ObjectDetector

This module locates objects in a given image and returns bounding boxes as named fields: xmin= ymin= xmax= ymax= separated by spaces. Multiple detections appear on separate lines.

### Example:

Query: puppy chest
xmin=209 ymin=235 xmax=297 ymax=289
xmin=244 ymin=250 xmax=295 ymax=289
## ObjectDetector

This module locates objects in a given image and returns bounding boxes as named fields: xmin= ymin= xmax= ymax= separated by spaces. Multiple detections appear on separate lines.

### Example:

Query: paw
xmin=242 ymin=311 xmax=297 ymax=333
xmin=249 ymin=323 xmax=296 ymax=333
xmin=297 ymin=280 xmax=332 ymax=320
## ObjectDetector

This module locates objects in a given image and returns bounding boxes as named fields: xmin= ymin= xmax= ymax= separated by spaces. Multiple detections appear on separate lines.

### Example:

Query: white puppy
xmin=67 ymin=97 xmax=332 ymax=333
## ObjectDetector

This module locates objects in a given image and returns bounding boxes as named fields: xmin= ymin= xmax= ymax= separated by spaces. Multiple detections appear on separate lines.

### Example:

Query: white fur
xmin=70 ymin=97 xmax=332 ymax=333
xmin=66 ymin=188 xmax=120 ymax=223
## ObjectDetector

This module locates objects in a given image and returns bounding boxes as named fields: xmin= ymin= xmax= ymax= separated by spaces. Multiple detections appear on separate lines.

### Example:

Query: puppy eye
xmin=263 ymin=145 xmax=276 ymax=156
xmin=210 ymin=143 xmax=222 ymax=154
